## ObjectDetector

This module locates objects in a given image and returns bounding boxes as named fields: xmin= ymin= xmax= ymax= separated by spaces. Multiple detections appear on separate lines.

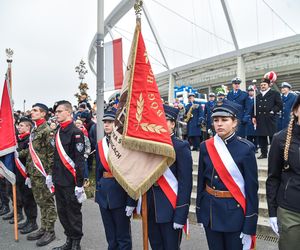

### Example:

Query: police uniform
xmin=147 ymin=105 xmax=193 ymax=250
xmin=19 ymin=103 xmax=57 ymax=246
xmin=185 ymin=93 xmax=204 ymax=150
xmin=277 ymin=82 xmax=297 ymax=131
xmin=245 ymin=86 xmax=258 ymax=149
xmin=52 ymin=100 xmax=86 ymax=250
xmin=227 ymin=77 xmax=249 ymax=137
xmin=196 ymin=100 xmax=258 ymax=250
xmin=95 ymin=108 xmax=136 ymax=250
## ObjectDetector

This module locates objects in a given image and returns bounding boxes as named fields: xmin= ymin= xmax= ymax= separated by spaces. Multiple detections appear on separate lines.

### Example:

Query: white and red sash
xmin=97 ymin=138 xmax=111 ymax=173
xmin=14 ymin=157 xmax=28 ymax=179
xmin=29 ymin=135 xmax=55 ymax=193
xmin=205 ymin=134 xmax=255 ymax=248
xmin=157 ymin=166 xmax=189 ymax=237
xmin=56 ymin=129 xmax=77 ymax=183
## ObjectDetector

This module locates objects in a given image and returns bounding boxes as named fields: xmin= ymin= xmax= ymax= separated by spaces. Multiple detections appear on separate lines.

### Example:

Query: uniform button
xmin=213 ymin=186 xmax=216 ymax=189
xmin=259 ymin=106 xmax=261 ymax=107
xmin=264 ymin=112 xmax=266 ymax=114
xmin=259 ymin=112 xmax=261 ymax=114
xmin=237 ymin=204 xmax=240 ymax=207
xmin=214 ymin=175 xmax=218 ymax=179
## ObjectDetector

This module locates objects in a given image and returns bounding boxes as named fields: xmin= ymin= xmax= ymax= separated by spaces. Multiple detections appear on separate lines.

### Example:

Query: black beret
xmin=53 ymin=100 xmax=71 ymax=112
xmin=32 ymin=103 xmax=48 ymax=113
xmin=19 ymin=116 xmax=34 ymax=126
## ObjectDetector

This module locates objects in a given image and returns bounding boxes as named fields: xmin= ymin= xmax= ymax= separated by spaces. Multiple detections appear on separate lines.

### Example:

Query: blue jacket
xmin=196 ymin=133 xmax=258 ymax=235
xmin=245 ymin=96 xmax=256 ymax=136
xmin=203 ymin=101 xmax=216 ymax=131
xmin=95 ymin=141 xmax=137 ymax=209
xmin=147 ymin=135 xmax=193 ymax=225
xmin=185 ymin=102 xmax=204 ymax=137
xmin=277 ymin=93 xmax=297 ymax=131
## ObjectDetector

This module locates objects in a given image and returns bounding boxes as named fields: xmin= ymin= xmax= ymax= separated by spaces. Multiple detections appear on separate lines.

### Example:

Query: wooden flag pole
xmin=6 ymin=48 xmax=18 ymax=242
xmin=142 ymin=193 xmax=148 ymax=250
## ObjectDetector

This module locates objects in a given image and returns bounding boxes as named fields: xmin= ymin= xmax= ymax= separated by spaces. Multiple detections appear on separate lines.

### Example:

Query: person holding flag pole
xmin=0 ymin=48 xmax=19 ymax=242
xmin=18 ymin=102 xmax=57 ymax=246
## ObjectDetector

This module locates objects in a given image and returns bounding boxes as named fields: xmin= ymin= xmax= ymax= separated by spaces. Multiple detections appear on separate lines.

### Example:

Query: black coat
xmin=266 ymin=124 xmax=300 ymax=217
xmin=53 ymin=123 xmax=85 ymax=187
xmin=254 ymin=89 xmax=282 ymax=136
xmin=16 ymin=134 xmax=30 ymax=182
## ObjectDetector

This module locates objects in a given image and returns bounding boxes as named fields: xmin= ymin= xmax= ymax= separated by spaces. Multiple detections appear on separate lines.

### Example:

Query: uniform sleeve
xmin=45 ymin=129 xmax=55 ymax=175
xmin=73 ymin=131 xmax=85 ymax=187
xmin=173 ymin=141 xmax=193 ymax=225
xmin=272 ymin=92 xmax=283 ymax=113
xmin=266 ymin=133 xmax=283 ymax=217
xmin=196 ymin=143 xmax=206 ymax=222
xmin=242 ymin=144 xmax=259 ymax=235
xmin=198 ymin=105 xmax=205 ymax=125
xmin=18 ymin=148 xmax=29 ymax=160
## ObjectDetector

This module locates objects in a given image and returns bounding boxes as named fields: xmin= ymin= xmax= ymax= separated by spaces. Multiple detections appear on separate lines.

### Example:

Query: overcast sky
xmin=0 ymin=0 xmax=299 ymax=111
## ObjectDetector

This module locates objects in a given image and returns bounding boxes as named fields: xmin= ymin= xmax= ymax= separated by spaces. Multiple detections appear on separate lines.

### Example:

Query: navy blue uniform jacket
xmin=185 ymin=102 xmax=204 ymax=137
xmin=204 ymin=101 xmax=216 ymax=131
xmin=147 ymin=136 xmax=193 ymax=225
xmin=277 ymin=93 xmax=297 ymax=131
xmin=245 ymin=97 xmax=256 ymax=136
xmin=196 ymin=134 xmax=258 ymax=235
xmin=227 ymin=90 xmax=248 ymax=122
xmin=95 ymin=142 xmax=137 ymax=209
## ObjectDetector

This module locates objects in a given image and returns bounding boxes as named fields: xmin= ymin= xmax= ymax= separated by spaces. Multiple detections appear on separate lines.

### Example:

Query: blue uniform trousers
xmin=99 ymin=205 xmax=132 ymax=250
xmin=148 ymin=195 xmax=182 ymax=250
xmin=189 ymin=136 xmax=201 ymax=150
xmin=204 ymin=226 xmax=242 ymax=250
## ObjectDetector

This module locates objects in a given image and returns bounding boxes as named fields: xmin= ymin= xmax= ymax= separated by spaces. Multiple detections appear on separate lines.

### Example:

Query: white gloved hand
xmin=269 ymin=217 xmax=279 ymax=236
xmin=45 ymin=175 xmax=53 ymax=189
xmin=75 ymin=186 xmax=86 ymax=203
xmin=173 ymin=222 xmax=184 ymax=230
xmin=240 ymin=233 xmax=252 ymax=250
xmin=25 ymin=177 xmax=32 ymax=189
xmin=125 ymin=206 xmax=135 ymax=217
xmin=14 ymin=150 xmax=19 ymax=158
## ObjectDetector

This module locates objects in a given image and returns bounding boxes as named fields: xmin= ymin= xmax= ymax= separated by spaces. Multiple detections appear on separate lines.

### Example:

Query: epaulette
xmin=237 ymin=136 xmax=253 ymax=148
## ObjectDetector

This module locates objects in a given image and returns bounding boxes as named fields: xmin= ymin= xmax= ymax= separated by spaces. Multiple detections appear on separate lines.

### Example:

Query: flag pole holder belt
xmin=103 ymin=172 xmax=114 ymax=179
xmin=205 ymin=184 xmax=233 ymax=198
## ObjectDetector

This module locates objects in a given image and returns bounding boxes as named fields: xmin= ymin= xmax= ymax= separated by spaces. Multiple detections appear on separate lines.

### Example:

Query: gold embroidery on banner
xmin=135 ymin=92 xmax=167 ymax=134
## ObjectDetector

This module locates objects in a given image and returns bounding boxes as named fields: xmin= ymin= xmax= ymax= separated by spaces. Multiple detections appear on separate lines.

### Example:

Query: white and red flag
xmin=0 ymin=72 xmax=17 ymax=184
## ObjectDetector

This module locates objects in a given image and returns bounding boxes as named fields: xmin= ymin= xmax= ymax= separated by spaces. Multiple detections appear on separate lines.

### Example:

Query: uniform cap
xmin=32 ymin=103 xmax=48 ymax=113
xmin=211 ymin=100 xmax=240 ymax=118
xmin=281 ymin=82 xmax=292 ymax=89
xmin=231 ymin=77 xmax=241 ymax=84
xmin=248 ymin=85 xmax=255 ymax=91
xmin=163 ymin=104 xmax=179 ymax=121
xmin=188 ymin=93 xmax=195 ymax=97
xmin=102 ymin=107 xmax=116 ymax=121
xmin=209 ymin=92 xmax=216 ymax=97
xmin=261 ymin=71 xmax=277 ymax=84
xmin=217 ymin=91 xmax=225 ymax=97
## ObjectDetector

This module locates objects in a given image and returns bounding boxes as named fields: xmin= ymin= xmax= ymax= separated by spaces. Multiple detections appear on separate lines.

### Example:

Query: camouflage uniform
xmin=19 ymin=123 xmax=57 ymax=232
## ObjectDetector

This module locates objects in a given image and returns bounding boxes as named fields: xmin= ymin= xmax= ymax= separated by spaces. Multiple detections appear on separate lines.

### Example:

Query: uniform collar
xmin=60 ymin=120 xmax=73 ymax=130
xmin=223 ymin=132 xmax=236 ymax=144
xmin=35 ymin=118 xmax=46 ymax=127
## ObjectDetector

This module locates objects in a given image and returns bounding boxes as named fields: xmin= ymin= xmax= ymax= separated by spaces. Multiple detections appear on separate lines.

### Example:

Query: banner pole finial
xmin=134 ymin=0 xmax=143 ymax=22
xmin=6 ymin=48 xmax=14 ymax=64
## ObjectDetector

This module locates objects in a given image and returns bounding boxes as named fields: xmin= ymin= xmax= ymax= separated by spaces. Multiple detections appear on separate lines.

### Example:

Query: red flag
xmin=108 ymin=21 xmax=175 ymax=200
xmin=0 ymin=75 xmax=17 ymax=156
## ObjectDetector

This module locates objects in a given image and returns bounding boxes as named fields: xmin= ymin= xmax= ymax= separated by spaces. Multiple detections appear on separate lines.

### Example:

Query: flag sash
xmin=29 ymin=136 xmax=54 ymax=193
xmin=98 ymin=139 xmax=111 ymax=173
xmin=14 ymin=157 xmax=27 ymax=179
xmin=55 ymin=129 xmax=77 ymax=182
xmin=205 ymin=135 xmax=256 ymax=247
xmin=157 ymin=168 xmax=189 ymax=236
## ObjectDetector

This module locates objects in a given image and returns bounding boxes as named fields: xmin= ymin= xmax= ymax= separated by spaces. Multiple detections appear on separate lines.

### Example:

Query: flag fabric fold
xmin=108 ymin=21 xmax=175 ymax=200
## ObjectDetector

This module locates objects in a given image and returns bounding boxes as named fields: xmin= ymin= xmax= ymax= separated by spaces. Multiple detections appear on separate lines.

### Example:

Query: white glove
xmin=173 ymin=222 xmax=184 ymax=230
xmin=14 ymin=150 xmax=19 ymax=158
xmin=269 ymin=217 xmax=279 ymax=236
xmin=240 ymin=233 xmax=252 ymax=250
xmin=45 ymin=175 xmax=53 ymax=189
xmin=25 ymin=177 xmax=32 ymax=189
xmin=75 ymin=186 xmax=87 ymax=203
xmin=125 ymin=206 xmax=135 ymax=217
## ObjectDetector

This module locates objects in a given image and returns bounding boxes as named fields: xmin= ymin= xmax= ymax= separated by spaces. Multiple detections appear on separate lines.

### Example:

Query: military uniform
xmin=147 ymin=105 xmax=193 ymax=250
xmin=52 ymin=116 xmax=85 ymax=249
xmin=95 ymin=109 xmax=136 ymax=250
xmin=227 ymin=88 xmax=248 ymax=137
xmin=196 ymin=100 xmax=259 ymax=250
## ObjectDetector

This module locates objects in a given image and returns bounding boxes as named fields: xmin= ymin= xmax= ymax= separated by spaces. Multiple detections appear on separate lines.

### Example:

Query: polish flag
xmin=105 ymin=38 xmax=123 ymax=91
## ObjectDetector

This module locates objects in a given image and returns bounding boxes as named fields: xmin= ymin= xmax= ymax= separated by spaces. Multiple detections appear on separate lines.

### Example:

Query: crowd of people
xmin=0 ymin=71 xmax=299 ymax=250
